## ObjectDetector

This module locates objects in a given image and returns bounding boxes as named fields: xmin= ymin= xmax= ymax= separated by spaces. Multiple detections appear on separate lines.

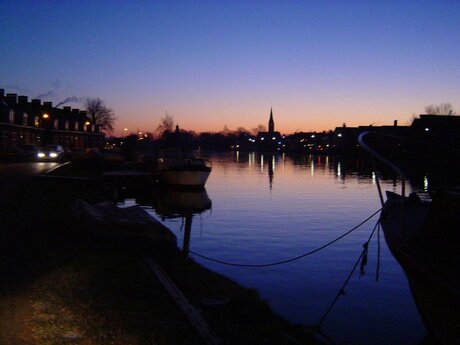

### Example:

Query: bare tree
xmin=156 ymin=113 xmax=175 ymax=137
xmin=221 ymin=125 xmax=230 ymax=136
xmin=251 ymin=124 xmax=267 ymax=135
xmin=424 ymin=103 xmax=456 ymax=115
xmin=83 ymin=98 xmax=117 ymax=133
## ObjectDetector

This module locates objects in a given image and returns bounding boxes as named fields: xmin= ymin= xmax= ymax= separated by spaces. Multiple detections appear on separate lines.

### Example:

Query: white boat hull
xmin=157 ymin=169 xmax=211 ymax=188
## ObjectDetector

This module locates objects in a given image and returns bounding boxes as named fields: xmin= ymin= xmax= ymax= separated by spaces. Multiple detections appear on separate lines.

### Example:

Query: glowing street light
xmin=42 ymin=113 xmax=49 ymax=119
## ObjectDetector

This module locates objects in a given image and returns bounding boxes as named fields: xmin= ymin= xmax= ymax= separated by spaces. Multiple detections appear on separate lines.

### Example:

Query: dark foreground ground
xmin=0 ymin=166 xmax=319 ymax=345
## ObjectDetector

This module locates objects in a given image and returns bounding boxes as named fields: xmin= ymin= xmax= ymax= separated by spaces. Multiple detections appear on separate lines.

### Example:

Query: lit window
xmin=9 ymin=110 xmax=14 ymax=123
xmin=54 ymin=119 xmax=59 ymax=129
xmin=65 ymin=121 xmax=69 ymax=130
xmin=23 ymin=113 xmax=28 ymax=126
xmin=74 ymin=122 xmax=79 ymax=131
xmin=35 ymin=116 xmax=40 ymax=127
xmin=425 ymin=128 xmax=430 ymax=132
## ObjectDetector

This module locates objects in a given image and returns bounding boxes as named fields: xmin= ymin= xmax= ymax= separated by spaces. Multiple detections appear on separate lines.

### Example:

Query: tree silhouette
xmin=83 ymin=98 xmax=117 ymax=133
xmin=156 ymin=113 xmax=175 ymax=138
xmin=425 ymin=103 xmax=456 ymax=115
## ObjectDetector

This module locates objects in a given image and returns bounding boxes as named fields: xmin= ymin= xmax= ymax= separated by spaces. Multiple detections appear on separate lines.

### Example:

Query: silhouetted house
xmin=256 ymin=108 xmax=284 ymax=151
xmin=161 ymin=124 xmax=197 ymax=150
xmin=410 ymin=114 xmax=460 ymax=143
xmin=332 ymin=121 xmax=410 ymax=155
xmin=0 ymin=89 xmax=103 ymax=153
xmin=406 ymin=114 xmax=460 ymax=159
xmin=286 ymin=131 xmax=333 ymax=154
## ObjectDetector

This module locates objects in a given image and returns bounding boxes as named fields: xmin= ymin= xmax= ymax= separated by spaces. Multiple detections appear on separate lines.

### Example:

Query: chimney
xmin=18 ymin=95 xmax=28 ymax=104
xmin=394 ymin=120 xmax=398 ymax=127
xmin=72 ymin=109 xmax=80 ymax=115
xmin=6 ymin=93 xmax=18 ymax=104
xmin=31 ymin=99 xmax=41 ymax=105
xmin=79 ymin=110 xmax=87 ymax=117
xmin=43 ymin=101 xmax=53 ymax=107
xmin=63 ymin=106 xmax=71 ymax=111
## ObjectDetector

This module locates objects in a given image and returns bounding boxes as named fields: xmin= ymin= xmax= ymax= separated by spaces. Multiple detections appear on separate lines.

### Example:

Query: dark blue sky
xmin=1 ymin=1 xmax=459 ymax=134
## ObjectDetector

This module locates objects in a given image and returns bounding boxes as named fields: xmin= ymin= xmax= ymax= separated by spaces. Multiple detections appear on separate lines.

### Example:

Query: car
xmin=36 ymin=144 xmax=65 ymax=161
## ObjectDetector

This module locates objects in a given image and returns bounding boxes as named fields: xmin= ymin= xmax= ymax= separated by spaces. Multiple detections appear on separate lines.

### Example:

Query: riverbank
xmin=0 ymin=164 xmax=319 ymax=345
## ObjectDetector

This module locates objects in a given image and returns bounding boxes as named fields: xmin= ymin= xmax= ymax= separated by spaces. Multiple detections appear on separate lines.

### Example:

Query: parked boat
xmin=154 ymin=149 xmax=212 ymax=189
xmin=380 ymin=191 xmax=460 ymax=344
xmin=359 ymin=131 xmax=460 ymax=344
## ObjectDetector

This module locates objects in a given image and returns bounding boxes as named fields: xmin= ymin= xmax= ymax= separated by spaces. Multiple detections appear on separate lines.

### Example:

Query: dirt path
xmin=0 ymin=289 xmax=36 ymax=345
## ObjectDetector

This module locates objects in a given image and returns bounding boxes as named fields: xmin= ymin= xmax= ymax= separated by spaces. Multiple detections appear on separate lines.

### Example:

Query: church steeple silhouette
xmin=268 ymin=107 xmax=274 ymax=133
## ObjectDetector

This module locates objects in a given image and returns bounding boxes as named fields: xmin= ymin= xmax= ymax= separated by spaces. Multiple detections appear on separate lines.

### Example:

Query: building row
xmin=0 ymin=89 xmax=104 ymax=153
xmin=235 ymin=108 xmax=460 ymax=156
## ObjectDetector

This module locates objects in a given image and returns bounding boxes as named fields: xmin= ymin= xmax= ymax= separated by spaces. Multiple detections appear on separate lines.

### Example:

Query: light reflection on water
xmin=130 ymin=152 xmax=426 ymax=344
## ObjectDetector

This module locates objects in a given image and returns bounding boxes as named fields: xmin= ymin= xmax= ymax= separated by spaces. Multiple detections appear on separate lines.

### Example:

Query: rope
xmin=376 ymin=223 xmax=381 ymax=282
xmin=315 ymin=220 xmax=380 ymax=329
xmin=188 ymin=208 xmax=382 ymax=268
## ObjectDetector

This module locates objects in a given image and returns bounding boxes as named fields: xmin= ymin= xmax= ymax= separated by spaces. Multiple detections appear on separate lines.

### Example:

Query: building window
xmin=35 ymin=116 xmax=40 ymax=127
xmin=9 ymin=110 xmax=14 ymax=123
xmin=65 ymin=121 xmax=69 ymax=130
xmin=74 ymin=122 xmax=79 ymax=131
xmin=23 ymin=113 xmax=28 ymax=126
xmin=54 ymin=119 xmax=59 ymax=129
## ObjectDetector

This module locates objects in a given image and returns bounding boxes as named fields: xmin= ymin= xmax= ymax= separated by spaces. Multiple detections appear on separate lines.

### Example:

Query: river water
xmin=125 ymin=152 xmax=427 ymax=344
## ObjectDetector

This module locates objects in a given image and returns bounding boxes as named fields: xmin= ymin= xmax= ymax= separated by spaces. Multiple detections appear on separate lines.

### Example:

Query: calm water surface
xmin=127 ymin=152 xmax=426 ymax=344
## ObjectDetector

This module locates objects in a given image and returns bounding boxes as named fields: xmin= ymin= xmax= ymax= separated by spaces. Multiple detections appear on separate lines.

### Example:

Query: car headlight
xmin=37 ymin=152 xmax=45 ymax=158
xmin=49 ymin=152 xmax=58 ymax=158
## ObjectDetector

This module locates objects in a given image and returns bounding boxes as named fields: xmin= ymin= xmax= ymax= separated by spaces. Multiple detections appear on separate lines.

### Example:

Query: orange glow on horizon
xmin=115 ymin=110 xmax=412 ymax=136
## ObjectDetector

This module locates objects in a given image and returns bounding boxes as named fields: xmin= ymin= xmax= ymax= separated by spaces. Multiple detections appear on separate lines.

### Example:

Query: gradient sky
xmin=1 ymin=1 xmax=459 ymax=135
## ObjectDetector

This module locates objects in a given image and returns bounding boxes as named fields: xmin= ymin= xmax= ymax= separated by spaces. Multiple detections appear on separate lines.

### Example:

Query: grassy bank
xmin=0 ymin=165 xmax=319 ymax=345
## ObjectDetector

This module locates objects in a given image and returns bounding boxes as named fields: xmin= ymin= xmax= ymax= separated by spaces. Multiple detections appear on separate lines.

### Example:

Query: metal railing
xmin=358 ymin=131 xmax=406 ymax=207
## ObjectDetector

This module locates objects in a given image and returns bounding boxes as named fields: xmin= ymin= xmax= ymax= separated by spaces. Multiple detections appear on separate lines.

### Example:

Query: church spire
xmin=268 ymin=107 xmax=274 ymax=133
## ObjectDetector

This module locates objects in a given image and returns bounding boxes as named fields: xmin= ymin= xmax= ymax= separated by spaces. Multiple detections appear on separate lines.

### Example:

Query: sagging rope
xmin=188 ymin=208 xmax=382 ymax=268
xmin=310 ymin=220 xmax=381 ymax=342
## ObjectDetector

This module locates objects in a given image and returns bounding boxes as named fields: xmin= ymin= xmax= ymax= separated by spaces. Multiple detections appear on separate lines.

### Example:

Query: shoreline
xmin=0 ymin=163 xmax=319 ymax=345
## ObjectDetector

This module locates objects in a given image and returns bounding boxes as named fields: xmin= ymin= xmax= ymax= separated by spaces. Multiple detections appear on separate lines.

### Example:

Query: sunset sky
xmin=1 ymin=1 xmax=459 ymax=135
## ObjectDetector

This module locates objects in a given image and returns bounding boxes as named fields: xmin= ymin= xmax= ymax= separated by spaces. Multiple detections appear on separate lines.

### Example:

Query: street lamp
xmin=123 ymin=128 xmax=128 ymax=137
xmin=42 ymin=113 xmax=49 ymax=119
